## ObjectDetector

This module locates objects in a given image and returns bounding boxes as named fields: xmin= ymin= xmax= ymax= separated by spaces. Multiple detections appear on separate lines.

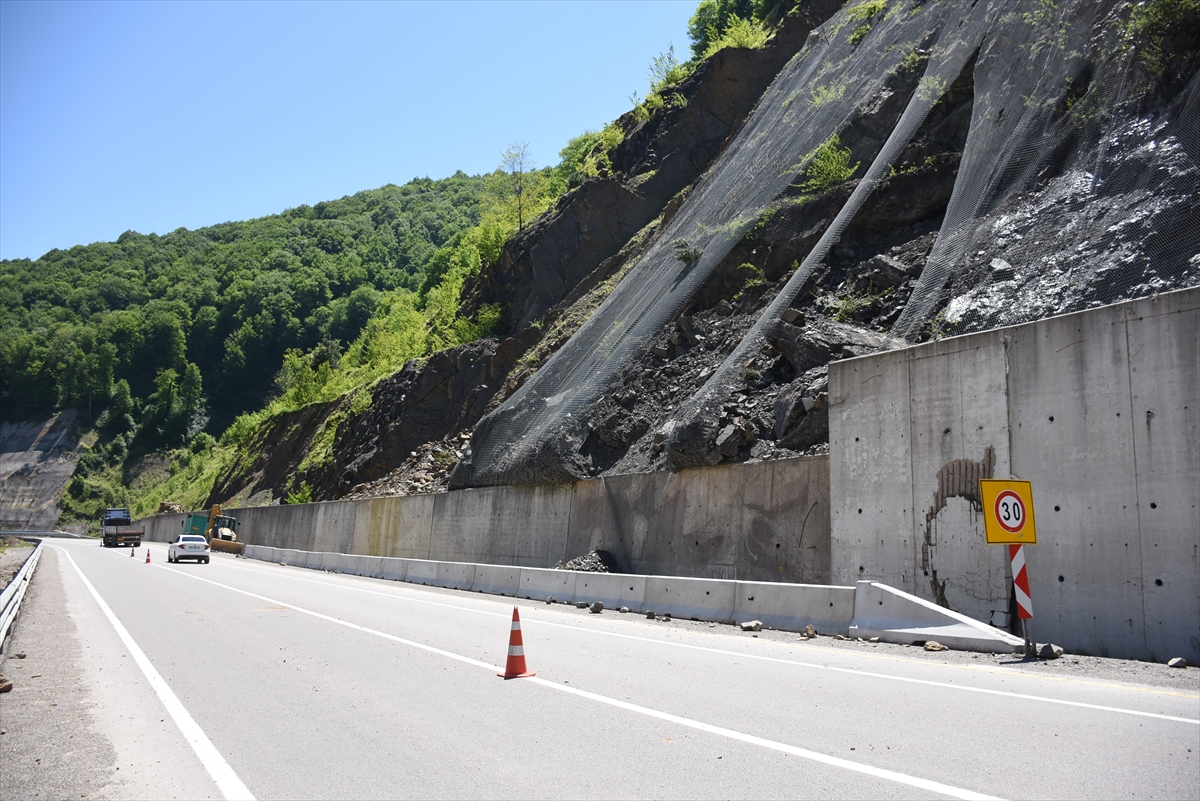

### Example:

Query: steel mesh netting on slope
xmin=456 ymin=0 xmax=1199 ymax=487
xmin=892 ymin=0 xmax=1200 ymax=338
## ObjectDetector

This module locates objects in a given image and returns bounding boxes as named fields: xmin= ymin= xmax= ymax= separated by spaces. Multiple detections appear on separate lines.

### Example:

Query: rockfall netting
xmin=892 ymin=0 xmax=1200 ymax=337
xmin=457 ymin=0 xmax=1199 ymax=487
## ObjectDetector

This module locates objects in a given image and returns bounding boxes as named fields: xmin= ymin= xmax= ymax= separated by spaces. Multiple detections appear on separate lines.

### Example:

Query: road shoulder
xmin=0 ymin=546 xmax=119 ymax=800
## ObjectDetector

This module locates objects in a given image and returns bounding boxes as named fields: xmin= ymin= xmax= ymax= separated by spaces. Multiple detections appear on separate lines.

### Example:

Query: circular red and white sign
xmin=994 ymin=490 xmax=1027 ymax=533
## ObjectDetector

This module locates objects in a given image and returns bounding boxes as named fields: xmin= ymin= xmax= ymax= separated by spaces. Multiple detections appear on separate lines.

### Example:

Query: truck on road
xmin=101 ymin=508 xmax=143 ymax=548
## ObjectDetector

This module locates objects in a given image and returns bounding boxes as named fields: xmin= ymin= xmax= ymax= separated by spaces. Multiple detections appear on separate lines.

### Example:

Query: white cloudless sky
xmin=0 ymin=0 xmax=695 ymax=260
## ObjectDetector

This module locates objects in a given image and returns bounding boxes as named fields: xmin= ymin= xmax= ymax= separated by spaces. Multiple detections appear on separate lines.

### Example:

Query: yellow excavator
xmin=182 ymin=505 xmax=244 ymax=555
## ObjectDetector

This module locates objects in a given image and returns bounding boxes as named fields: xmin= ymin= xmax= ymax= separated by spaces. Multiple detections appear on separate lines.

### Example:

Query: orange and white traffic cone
xmin=145 ymin=549 xmax=151 ymax=564
xmin=497 ymin=607 xmax=535 ymax=679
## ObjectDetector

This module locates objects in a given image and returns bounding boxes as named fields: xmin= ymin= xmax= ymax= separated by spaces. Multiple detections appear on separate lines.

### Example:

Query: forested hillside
xmin=1 ymin=176 xmax=484 ymax=423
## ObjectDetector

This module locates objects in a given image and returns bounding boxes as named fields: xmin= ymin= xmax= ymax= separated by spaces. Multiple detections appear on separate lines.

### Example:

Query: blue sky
xmin=0 ymin=0 xmax=695 ymax=261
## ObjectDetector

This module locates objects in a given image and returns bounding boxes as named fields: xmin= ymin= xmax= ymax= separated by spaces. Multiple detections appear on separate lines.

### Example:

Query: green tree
xmin=179 ymin=362 xmax=203 ymax=416
xmin=687 ymin=0 xmax=755 ymax=59
xmin=500 ymin=141 xmax=536 ymax=232
xmin=103 ymin=379 xmax=136 ymax=436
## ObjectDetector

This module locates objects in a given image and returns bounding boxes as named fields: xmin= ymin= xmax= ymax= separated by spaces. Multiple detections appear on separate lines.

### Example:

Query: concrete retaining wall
xmin=830 ymin=288 xmax=1199 ymax=663
xmin=142 ymin=455 xmax=832 ymax=584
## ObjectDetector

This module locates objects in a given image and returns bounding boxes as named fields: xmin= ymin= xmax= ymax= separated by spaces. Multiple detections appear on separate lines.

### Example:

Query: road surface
xmin=1 ymin=539 xmax=1196 ymax=799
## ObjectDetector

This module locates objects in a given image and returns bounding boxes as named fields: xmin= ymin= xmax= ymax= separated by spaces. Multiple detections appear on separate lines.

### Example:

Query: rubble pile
xmin=343 ymin=433 xmax=470 ymax=500
xmin=554 ymin=550 xmax=617 ymax=572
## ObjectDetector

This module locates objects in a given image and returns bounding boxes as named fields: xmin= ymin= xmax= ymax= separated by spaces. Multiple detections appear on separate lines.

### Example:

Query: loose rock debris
xmin=554 ymin=550 xmax=617 ymax=572
xmin=1039 ymin=643 xmax=1064 ymax=660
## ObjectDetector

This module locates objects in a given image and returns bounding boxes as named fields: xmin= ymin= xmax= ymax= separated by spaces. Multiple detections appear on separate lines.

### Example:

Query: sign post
xmin=980 ymin=479 xmax=1038 ymax=657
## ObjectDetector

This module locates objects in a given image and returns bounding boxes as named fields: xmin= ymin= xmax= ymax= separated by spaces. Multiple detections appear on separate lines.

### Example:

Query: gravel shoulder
xmin=0 ymin=546 xmax=120 ymax=801
xmin=679 ymin=617 xmax=1200 ymax=693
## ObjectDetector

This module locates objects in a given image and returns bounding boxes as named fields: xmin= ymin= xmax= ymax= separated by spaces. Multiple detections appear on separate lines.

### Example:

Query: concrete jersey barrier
xmin=242 ymin=545 xmax=1021 ymax=651
xmin=849 ymin=581 xmax=1024 ymax=652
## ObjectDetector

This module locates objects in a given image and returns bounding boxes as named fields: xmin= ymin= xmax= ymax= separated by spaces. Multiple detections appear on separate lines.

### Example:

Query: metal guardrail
xmin=1 ymin=539 xmax=45 ymax=652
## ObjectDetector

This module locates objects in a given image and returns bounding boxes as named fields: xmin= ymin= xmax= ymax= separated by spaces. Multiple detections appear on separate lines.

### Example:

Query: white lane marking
xmin=57 ymin=547 xmax=256 ymax=801
xmin=158 ymin=564 xmax=1000 ymax=801
xmin=201 ymin=556 xmax=1200 ymax=725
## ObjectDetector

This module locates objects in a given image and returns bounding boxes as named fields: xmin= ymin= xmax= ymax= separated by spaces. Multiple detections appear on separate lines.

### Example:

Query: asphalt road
xmin=2 ymin=539 xmax=1197 ymax=800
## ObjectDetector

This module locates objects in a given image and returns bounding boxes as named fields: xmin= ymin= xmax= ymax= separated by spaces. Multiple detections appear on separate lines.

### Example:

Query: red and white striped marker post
xmin=1009 ymin=544 xmax=1035 ymax=656
xmin=980 ymin=480 xmax=1039 ymax=658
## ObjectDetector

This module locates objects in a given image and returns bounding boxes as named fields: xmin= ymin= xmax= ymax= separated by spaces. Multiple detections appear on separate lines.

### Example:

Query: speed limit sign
xmin=980 ymin=480 xmax=1037 ymax=544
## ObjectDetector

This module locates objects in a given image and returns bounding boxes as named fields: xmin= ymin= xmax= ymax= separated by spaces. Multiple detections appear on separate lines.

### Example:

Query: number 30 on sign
xmin=980 ymin=480 xmax=1038 ymax=544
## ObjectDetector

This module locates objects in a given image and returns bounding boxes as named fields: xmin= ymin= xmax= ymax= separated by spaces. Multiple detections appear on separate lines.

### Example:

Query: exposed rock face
xmin=458 ymin=0 xmax=843 ymax=334
xmin=207 ymin=327 xmax=538 ymax=504
xmin=328 ymin=327 xmax=539 ymax=493
xmin=938 ymin=110 xmax=1200 ymax=335
xmin=0 ymin=412 xmax=81 ymax=531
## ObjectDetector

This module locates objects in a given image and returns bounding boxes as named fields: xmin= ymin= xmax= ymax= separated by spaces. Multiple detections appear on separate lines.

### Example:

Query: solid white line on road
xmin=57 ymin=548 xmax=256 ymax=801
xmin=527 ymin=676 xmax=1002 ymax=801
xmin=162 ymin=563 xmax=1000 ymax=800
xmin=204 ymin=556 xmax=1200 ymax=725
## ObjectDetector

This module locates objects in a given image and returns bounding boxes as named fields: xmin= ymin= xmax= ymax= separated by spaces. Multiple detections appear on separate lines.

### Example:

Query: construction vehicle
xmin=101 ymin=508 xmax=143 ymax=547
xmin=182 ymin=505 xmax=244 ymax=555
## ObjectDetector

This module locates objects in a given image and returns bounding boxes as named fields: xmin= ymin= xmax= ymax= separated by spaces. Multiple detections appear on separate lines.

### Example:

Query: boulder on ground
xmin=1038 ymin=643 xmax=1064 ymax=660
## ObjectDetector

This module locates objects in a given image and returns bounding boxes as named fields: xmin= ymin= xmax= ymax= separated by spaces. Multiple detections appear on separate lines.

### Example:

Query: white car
xmin=168 ymin=534 xmax=211 ymax=564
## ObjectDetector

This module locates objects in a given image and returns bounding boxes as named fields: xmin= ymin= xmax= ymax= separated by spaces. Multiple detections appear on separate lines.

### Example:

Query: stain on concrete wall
xmin=923 ymin=445 xmax=995 ymax=606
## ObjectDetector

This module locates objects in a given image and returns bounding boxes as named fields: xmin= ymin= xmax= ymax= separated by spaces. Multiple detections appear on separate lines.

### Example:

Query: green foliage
xmin=917 ymin=75 xmax=949 ymax=103
xmin=221 ymin=410 xmax=263 ymax=448
xmin=190 ymin=431 xmax=216 ymax=454
xmin=1120 ymin=0 xmax=1200 ymax=76
xmin=833 ymin=286 xmax=891 ymax=322
xmin=647 ymin=45 xmax=682 ymax=91
xmin=687 ymin=0 xmax=757 ymax=59
xmin=927 ymin=308 xmax=958 ymax=341
xmin=900 ymin=43 xmax=928 ymax=73
xmin=809 ymin=79 xmax=848 ymax=107
xmin=702 ymin=14 xmax=770 ymax=58
xmin=557 ymin=124 xmax=625 ymax=187
xmin=797 ymin=135 xmax=860 ymax=194
xmin=733 ymin=263 xmax=766 ymax=298
xmin=843 ymin=1 xmax=889 ymax=45
xmin=284 ymin=483 xmax=313 ymax=505
xmin=672 ymin=238 xmax=703 ymax=265
xmin=0 ymin=174 xmax=487 ymax=429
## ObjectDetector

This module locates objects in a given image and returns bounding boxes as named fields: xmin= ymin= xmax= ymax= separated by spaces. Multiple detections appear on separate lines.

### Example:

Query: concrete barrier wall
xmin=242 ymin=544 xmax=1022 ymax=649
xmin=143 ymin=454 xmax=831 ymax=584
xmin=830 ymin=288 xmax=1199 ymax=663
